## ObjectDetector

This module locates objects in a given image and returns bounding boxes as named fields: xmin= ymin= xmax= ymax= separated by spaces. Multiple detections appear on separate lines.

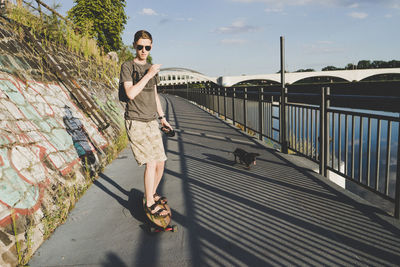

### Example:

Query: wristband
xmin=158 ymin=115 xmax=165 ymax=120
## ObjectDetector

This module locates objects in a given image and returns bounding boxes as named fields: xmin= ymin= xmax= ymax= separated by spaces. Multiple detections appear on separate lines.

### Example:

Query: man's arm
xmin=155 ymin=85 xmax=173 ymax=129
xmin=124 ymin=64 xmax=161 ymax=100
xmin=155 ymin=85 xmax=164 ymax=117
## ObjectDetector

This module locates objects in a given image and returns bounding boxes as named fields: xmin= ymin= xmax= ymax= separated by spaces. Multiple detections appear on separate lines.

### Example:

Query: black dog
xmin=233 ymin=148 xmax=260 ymax=169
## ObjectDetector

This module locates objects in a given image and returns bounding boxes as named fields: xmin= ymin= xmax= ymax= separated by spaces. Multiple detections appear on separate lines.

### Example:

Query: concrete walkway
xmin=30 ymin=95 xmax=400 ymax=266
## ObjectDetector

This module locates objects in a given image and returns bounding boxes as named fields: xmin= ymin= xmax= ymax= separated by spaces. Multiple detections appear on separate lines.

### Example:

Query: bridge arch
xmin=158 ymin=68 xmax=400 ymax=87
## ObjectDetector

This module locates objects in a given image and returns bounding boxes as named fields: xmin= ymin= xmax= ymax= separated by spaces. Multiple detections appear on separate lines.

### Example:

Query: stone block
xmin=1 ymin=245 xmax=18 ymax=266
xmin=0 ymin=230 xmax=11 ymax=246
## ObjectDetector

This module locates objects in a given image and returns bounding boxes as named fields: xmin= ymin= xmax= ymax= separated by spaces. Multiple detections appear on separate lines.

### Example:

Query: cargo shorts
xmin=125 ymin=119 xmax=167 ymax=166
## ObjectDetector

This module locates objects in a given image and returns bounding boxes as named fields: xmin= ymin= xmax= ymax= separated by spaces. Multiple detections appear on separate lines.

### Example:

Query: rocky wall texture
xmin=0 ymin=16 xmax=126 ymax=266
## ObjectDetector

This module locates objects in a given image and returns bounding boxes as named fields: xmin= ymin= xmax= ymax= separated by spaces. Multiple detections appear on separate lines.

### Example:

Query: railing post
xmin=280 ymin=36 xmax=288 ymax=153
xmin=244 ymin=87 xmax=247 ymax=132
xmin=207 ymin=84 xmax=210 ymax=111
xmin=319 ymin=87 xmax=330 ymax=177
xmin=224 ymin=87 xmax=227 ymax=120
xmin=232 ymin=87 xmax=236 ymax=125
xmin=217 ymin=87 xmax=220 ymax=115
xmin=212 ymin=85 xmax=215 ymax=113
xmin=186 ymin=83 xmax=189 ymax=100
xmin=395 ymin=131 xmax=400 ymax=219
xmin=280 ymin=87 xmax=288 ymax=153
xmin=259 ymin=87 xmax=264 ymax=141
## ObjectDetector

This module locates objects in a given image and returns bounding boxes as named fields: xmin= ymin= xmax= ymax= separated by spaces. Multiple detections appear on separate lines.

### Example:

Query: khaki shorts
xmin=125 ymin=119 xmax=167 ymax=166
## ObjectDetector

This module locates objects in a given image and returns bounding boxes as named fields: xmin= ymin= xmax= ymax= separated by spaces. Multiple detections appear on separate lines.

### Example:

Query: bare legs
xmin=153 ymin=160 xmax=165 ymax=196
xmin=144 ymin=160 xmax=167 ymax=215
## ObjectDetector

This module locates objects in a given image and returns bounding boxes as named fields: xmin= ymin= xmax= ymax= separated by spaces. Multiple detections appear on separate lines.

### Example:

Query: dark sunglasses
xmin=136 ymin=45 xmax=151 ymax=51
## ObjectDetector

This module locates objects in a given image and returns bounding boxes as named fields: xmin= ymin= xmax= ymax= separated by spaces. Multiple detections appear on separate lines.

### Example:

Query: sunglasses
xmin=136 ymin=45 xmax=151 ymax=51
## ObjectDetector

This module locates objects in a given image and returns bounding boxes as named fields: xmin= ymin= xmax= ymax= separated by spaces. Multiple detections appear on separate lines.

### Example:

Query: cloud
xmin=348 ymin=12 xmax=368 ymax=19
xmin=215 ymin=19 xmax=259 ymax=34
xmin=140 ymin=8 xmax=158 ymax=16
xmin=159 ymin=17 xmax=193 ymax=25
xmin=220 ymin=39 xmax=248 ymax=45
xmin=348 ymin=3 xmax=359 ymax=8
xmin=176 ymin=17 xmax=194 ymax=22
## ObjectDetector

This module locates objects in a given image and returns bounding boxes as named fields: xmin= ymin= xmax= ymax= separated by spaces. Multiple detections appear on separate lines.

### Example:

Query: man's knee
xmin=155 ymin=160 xmax=165 ymax=170
xmin=146 ymin=161 xmax=157 ymax=169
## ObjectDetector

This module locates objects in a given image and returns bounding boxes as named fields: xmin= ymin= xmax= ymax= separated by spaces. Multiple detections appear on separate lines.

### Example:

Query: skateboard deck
xmin=142 ymin=198 xmax=177 ymax=233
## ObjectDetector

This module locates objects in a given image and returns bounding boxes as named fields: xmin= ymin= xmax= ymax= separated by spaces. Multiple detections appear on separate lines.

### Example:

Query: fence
xmin=159 ymin=81 xmax=400 ymax=218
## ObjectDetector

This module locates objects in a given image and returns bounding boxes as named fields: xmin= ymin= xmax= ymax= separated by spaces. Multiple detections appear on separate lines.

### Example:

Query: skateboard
xmin=142 ymin=198 xmax=177 ymax=233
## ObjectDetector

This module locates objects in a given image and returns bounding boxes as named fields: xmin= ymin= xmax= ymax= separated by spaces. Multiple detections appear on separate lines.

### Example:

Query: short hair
xmin=134 ymin=30 xmax=153 ymax=44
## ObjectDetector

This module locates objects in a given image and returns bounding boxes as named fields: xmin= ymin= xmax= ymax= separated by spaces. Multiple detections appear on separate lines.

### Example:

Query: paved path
xmin=30 ymin=95 xmax=400 ymax=266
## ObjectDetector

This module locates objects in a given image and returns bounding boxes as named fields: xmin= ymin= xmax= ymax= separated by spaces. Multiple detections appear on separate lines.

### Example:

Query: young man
xmin=119 ymin=30 xmax=172 ymax=217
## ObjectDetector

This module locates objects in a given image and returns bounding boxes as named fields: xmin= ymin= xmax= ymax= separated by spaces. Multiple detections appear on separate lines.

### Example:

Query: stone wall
xmin=0 ymin=15 xmax=126 ymax=266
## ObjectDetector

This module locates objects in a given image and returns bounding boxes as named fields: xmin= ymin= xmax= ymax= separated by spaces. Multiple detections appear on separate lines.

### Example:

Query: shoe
xmin=146 ymin=203 xmax=169 ymax=218
xmin=154 ymin=193 xmax=168 ymax=205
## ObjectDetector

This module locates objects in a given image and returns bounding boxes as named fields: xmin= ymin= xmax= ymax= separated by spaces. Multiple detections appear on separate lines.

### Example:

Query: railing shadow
xmin=160 ymin=94 xmax=400 ymax=266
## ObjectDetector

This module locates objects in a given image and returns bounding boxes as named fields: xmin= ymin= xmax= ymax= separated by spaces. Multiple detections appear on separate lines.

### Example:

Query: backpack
xmin=118 ymin=61 xmax=136 ymax=103
xmin=118 ymin=82 xmax=129 ymax=103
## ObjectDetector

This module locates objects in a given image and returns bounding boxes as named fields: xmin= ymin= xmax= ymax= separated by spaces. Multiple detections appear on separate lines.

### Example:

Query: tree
xmin=386 ymin=60 xmax=400 ymax=68
xmin=357 ymin=60 xmax=372 ymax=69
xmin=345 ymin=63 xmax=356 ymax=70
xmin=322 ymin=66 xmax=341 ymax=71
xmin=295 ymin=68 xmax=315 ymax=72
xmin=68 ymin=0 xmax=127 ymax=53
xmin=371 ymin=60 xmax=386 ymax=69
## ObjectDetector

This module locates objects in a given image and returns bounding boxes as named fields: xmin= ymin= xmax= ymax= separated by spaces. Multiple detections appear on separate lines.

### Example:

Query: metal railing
xmin=160 ymin=81 xmax=400 ymax=218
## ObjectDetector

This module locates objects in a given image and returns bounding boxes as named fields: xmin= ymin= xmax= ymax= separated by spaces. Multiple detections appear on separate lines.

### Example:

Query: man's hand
xmin=160 ymin=118 xmax=172 ymax=130
xmin=147 ymin=64 xmax=161 ymax=78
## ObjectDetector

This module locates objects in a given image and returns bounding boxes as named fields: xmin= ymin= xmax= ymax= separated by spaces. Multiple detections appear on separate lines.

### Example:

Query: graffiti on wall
xmin=0 ymin=72 xmax=108 ymax=226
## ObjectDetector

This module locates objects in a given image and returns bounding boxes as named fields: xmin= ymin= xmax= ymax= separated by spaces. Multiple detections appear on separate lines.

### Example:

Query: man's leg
xmin=153 ymin=160 xmax=165 ymax=196
xmin=144 ymin=161 xmax=168 ymax=216
xmin=144 ymin=161 xmax=157 ymax=205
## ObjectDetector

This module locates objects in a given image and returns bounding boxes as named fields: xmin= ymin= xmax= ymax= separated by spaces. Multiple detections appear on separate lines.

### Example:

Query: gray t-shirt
xmin=119 ymin=60 xmax=160 ymax=121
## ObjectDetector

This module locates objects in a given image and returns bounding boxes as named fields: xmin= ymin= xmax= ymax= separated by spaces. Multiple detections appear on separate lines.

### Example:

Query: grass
xmin=7 ymin=4 xmax=120 ymax=82
xmin=11 ymin=210 xmax=22 ymax=265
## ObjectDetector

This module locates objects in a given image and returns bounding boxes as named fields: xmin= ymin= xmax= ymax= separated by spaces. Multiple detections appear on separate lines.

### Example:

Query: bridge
xmin=29 ymin=94 xmax=400 ymax=266
xmin=159 ymin=67 xmax=400 ymax=87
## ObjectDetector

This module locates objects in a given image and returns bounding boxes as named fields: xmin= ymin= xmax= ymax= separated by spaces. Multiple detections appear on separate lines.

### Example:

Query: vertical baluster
xmin=359 ymin=117 xmax=364 ymax=183
xmin=352 ymin=115 xmax=356 ymax=179
xmin=338 ymin=114 xmax=342 ymax=172
xmin=259 ymin=88 xmax=263 ymax=141
xmin=385 ymin=121 xmax=392 ymax=196
xmin=332 ymin=112 xmax=335 ymax=169
xmin=345 ymin=115 xmax=348 ymax=176
xmin=375 ymin=120 xmax=381 ymax=191
xmin=367 ymin=118 xmax=372 ymax=186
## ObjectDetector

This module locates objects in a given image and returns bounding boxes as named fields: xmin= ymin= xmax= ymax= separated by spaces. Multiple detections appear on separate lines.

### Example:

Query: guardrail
xmin=159 ymin=81 xmax=400 ymax=218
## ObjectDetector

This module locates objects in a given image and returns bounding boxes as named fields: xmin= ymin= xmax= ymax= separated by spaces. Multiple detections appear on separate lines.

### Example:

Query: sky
xmin=55 ymin=0 xmax=400 ymax=77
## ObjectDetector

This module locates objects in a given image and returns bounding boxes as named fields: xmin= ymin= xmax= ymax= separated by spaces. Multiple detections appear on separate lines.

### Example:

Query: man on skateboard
xmin=120 ymin=30 xmax=172 ymax=217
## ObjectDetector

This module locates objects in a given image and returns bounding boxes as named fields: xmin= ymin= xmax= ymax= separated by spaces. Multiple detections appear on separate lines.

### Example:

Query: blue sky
xmin=57 ymin=0 xmax=400 ymax=77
